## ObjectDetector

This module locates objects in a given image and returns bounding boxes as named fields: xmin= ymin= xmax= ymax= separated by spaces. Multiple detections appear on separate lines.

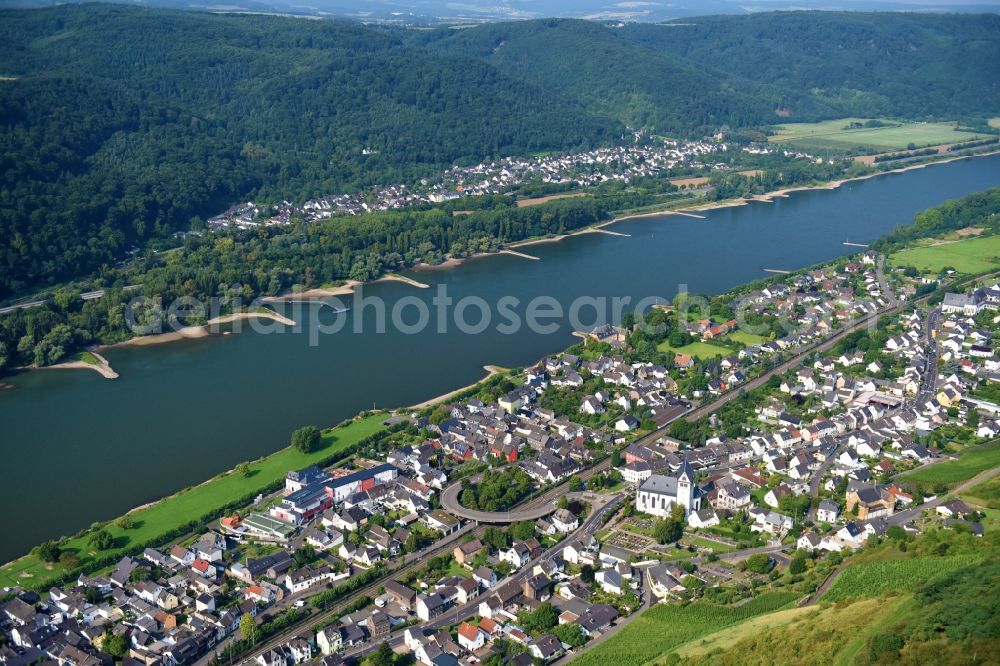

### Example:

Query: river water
xmin=1 ymin=154 xmax=998 ymax=564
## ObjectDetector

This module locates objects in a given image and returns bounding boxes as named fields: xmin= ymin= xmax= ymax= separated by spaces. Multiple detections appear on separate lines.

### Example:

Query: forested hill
xmin=1 ymin=6 xmax=999 ymax=301
xmin=406 ymin=19 xmax=788 ymax=134
xmin=413 ymin=14 xmax=1000 ymax=130
xmin=620 ymin=12 xmax=1000 ymax=122
xmin=0 ymin=5 xmax=620 ymax=298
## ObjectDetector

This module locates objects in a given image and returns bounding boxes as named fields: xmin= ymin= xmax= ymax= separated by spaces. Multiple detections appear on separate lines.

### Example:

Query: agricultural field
xmin=890 ymin=233 xmax=1000 ymax=275
xmin=768 ymin=118 xmax=984 ymax=154
xmin=0 ymin=414 xmax=388 ymax=589
xmin=656 ymin=340 xmax=730 ymax=359
xmin=989 ymin=118 xmax=1000 ymax=129
xmin=900 ymin=439 xmax=1000 ymax=491
xmin=568 ymin=592 xmax=797 ymax=666
xmin=823 ymin=554 xmax=983 ymax=602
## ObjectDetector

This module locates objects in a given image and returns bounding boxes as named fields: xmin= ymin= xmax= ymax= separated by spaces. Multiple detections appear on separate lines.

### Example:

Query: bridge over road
xmin=440 ymin=479 xmax=561 ymax=523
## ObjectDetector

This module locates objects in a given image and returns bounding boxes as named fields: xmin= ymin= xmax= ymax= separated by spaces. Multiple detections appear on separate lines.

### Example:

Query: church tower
xmin=676 ymin=460 xmax=696 ymax=516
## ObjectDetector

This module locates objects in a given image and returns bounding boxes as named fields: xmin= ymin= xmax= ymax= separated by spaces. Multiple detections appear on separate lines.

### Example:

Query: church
xmin=635 ymin=461 xmax=701 ymax=518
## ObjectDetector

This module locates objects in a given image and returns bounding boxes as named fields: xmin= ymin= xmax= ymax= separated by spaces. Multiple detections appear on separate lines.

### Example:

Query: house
xmin=456 ymin=623 xmax=486 ymax=652
xmin=316 ymin=626 xmax=342 ymax=655
xmin=453 ymin=539 xmax=483 ymax=566
xmin=764 ymin=484 xmax=791 ymax=509
xmin=713 ymin=479 xmax=751 ymax=511
xmin=522 ymin=574 xmax=551 ymax=602
xmin=384 ymin=580 xmax=417 ymax=611
xmin=936 ymin=499 xmax=972 ymax=518
xmin=578 ymin=604 xmax=619 ymax=636
xmin=687 ymin=507 xmax=720 ymax=529
xmin=416 ymin=593 xmax=448 ymax=622
xmin=846 ymin=486 xmax=894 ymax=520
xmin=473 ymin=566 xmax=497 ymax=589
xmin=797 ymin=532 xmax=822 ymax=551
xmin=595 ymin=569 xmax=625 ymax=595
xmin=424 ymin=510 xmax=460 ymax=535
xmin=615 ymin=415 xmax=640 ymax=432
xmin=551 ymin=509 xmax=579 ymax=534
xmin=500 ymin=542 xmax=533 ymax=570
xmin=816 ymin=500 xmax=840 ymax=524
xmin=647 ymin=564 xmax=685 ymax=600
xmin=836 ymin=521 xmax=867 ymax=548
xmin=530 ymin=634 xmax=564 ymax=661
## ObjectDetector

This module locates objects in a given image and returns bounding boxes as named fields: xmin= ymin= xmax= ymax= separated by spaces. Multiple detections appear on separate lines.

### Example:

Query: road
xmin=441 ymin=479 xmax=562 ymax=523
xmin=0 ymin=285 xmax=141 ymax=315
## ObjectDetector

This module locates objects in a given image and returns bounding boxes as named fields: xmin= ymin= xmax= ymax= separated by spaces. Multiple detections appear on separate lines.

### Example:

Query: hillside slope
xmin=0 ymin=5 xmax=619 ymax=297
xmin=622 ymin=12 xmax=1000 ymax=122
xmin=408 ymin=19 xmax=789 ymax=135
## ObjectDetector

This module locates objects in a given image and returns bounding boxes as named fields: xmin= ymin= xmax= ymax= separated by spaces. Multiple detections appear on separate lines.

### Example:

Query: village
xmin=3 ymin=253 xmax=999 ymax=666
xmin=206 ymin=138 xmax=811 ymax=230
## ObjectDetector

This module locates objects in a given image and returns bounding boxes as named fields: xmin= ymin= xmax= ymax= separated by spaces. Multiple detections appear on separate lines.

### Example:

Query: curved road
xmin=441 ymin=480 xmax=561 ymax=522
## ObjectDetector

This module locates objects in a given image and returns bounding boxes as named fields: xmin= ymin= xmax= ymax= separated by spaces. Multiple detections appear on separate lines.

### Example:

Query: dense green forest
xmin=871 ymin=186 xmax=1000 ymax=252
xmin=621 ymin=13 xmax=1000 ymax=126
xmin=1 ymin=5 xmax=998 ymax=305
xmin=0 ymin=5 xmax=620 ymax=298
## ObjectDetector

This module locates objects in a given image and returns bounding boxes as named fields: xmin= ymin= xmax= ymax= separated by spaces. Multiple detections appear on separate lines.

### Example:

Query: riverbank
xmin=106 ymin=309 xmax=296 ymax=348
xmin=408 ymin=365 xmax=508 ymax=409
xmin=36 ymin=351 xmax=119 ymax=379
xmin=0 ymin=413 xmax=389 ymax=589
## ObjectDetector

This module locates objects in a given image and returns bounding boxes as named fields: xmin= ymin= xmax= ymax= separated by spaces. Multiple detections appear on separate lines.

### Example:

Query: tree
xmin=88 ymin=529 xmax=114 ymax=551
xmin=510 ymin=521 xmax=536 ymax=542
xmin=788 ymin=556 xmax=807 ymax=575
xmin=580 ymin=564 xmax=595 ymax=584
xmin=291 ymin=425 xmax=322 ymax=453
xmin=429 ymin=406 xmax=451 ymax=425
xmin=33 ymin=540 xmax=62 ymax=563
xmin=653 ymin=504 xmax=686 ymax=544
xmin=744 ymin=553 xmax=773 ymax=574
xmin=236 ymin=462 xmax=252 ymax=478
xmin=483 ymin=526 xmax=511 ymax=550
xmin=460 ymin=488 xmax=478 ymax=510
xmin=103 ymin=633 xmax=129 ymax=658
xmin=552 ymin=622 xmax=586 ymax=648
xmin=116 ymin=515 xmax=135 ymax=530
xmin=294 ymin=545 xmax=316 ymax=567
xmin=520 ymin=602 xmax=559 ymax=633
xmin=557 ymin=495 xmax=569 ymax=510
xmin=59 ymin=551 xmax=80 ymax=570
xmin=367 ymin=641 xmax=394 ymax=666
xmin=240 ymin=613 xmax=261 ymax=645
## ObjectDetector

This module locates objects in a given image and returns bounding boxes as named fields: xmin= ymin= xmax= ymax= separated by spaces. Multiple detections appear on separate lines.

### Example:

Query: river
xmin=1 ymin=154 xmax=998 ymax=564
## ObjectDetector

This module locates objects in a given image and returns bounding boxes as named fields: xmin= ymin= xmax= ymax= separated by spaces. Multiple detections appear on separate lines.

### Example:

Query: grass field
xmin=725 ymin=330 xmax=769 ymax=347
xmin=768 ymin=118 xmax=984 ymax=154
xmin=890 ymin=234 xmax=1000 ymax=275
xmin=661 ymin=596 xmax=910 ymax=666
xmin=989 ymin=118 xmax=1000 ymax=129
xmin=656 ymin=340 xmax=730 ymax=359
xmin=823 ymin=554 xmax=983 ymax=602
xmin=900 ymin=439 xmax=1000 ymax=491
xmin=962 ymin=474 xmax=1000 ymax=509
xmin=72 ymin=351 xmax=99 ymax=364
xmin=0 ymin=414 xmax=388 ymax=589
xmin=568 ymin=592 xmax=798 ymax=666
